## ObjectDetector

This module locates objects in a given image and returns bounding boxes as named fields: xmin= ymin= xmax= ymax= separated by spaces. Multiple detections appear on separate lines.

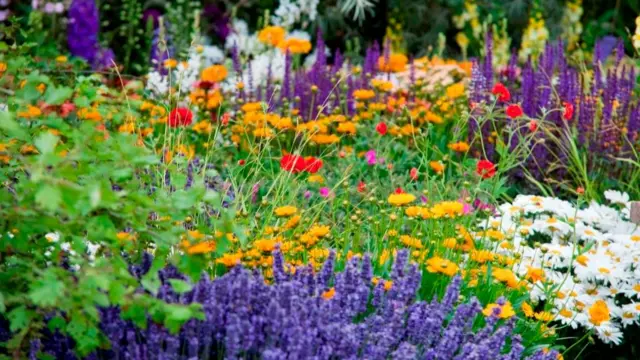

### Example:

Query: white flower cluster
xmin=272 ymin=0 xmax=320 ymax=28
xmin=145 ymin=48 xmax=204 ymax=101
xmin=478 ymin=191 xmax=640 ymax=345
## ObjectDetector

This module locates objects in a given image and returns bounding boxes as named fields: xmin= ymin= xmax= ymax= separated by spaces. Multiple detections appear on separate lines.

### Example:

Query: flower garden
xmin=1 ymin=0 xmax=640 ymax=359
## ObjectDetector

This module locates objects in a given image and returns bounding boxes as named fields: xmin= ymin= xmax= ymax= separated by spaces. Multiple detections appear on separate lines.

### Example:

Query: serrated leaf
xmin=141 ymin=273 xmax=161 ymax=295
xmin=168 ymin=279 xmax=193 ymax=294
xmin=35 ymin=184 xmax=62 ymax=212
xmin=8 ymin=306 xmax=34 ymax=332
xmin=34 ymin=132 xmax=59 ymax=155
xmin=0 ymin=110 xmax=30 ymax=141
xmin=28 ymin=271 xmax=65 ymax=307
xmin=45 ymin=86 xmax=73 ymax=105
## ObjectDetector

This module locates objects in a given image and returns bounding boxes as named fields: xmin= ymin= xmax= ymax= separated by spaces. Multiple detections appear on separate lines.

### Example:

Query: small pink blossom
xmin=319 ymin=187 xmax=330 ymax=198
xmin=365 ymin=150 xmax=377 ymax=165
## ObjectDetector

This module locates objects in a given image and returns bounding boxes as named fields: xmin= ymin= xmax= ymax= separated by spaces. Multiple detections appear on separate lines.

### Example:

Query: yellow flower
xmin=0 ymin=62 xmax=6 ymax=73
xmin=310 ymin=134 xmax=340 ymax=145
xmin=399 ymin=235 xmax=423 ymax=249
xmin=353 ymin=89 xmax=375 ymax=101
xmin=589 ymin=300 xmax=610 ymax=325
xmin=470 ymin=250 xmax=495 ymax=264
xmin=308 ymin=224 xmax=330 ymax=238
xmin=378 ymin=53 xmax=408 ymax=72
xmin=242 ymin=102 xmax=264 ymax=113
xmin=308 ymin=174 xmax=324 ymax=184
xmin=164 ymin=59 xmax=178 ymax=69
xmin=17 ymin=105 xmax=42 ymax=119
xmin=483 ymin=301 xmax=515 ymax=319
xmin=201 ymin=65 xmax=228 ymax=83
xmin=371 ymin=79 xmax=394 ymax=92
xmin=448 ymin=141 xmax=470 ymax=152
xmin=430 ymin=201 xmax=464 ymax=218
xmin=274 ymin=206 xmax=297 ymax=217
xmin=217 ymin=252 xmax=243 ymax=267
xmin=405 ymin=206 xmax=431 ymax=219
xmin=184 ymin=241 xmax=217 ymax=255
xmin=521 ymin=302 xmax=534 ymax=317
xmin=492 ymin=268 xmax=519 ymax=288
xmin=253 ymin=127 xmax=274 ymax=138
xmin=192 ymin=120 xmax=213 ymax=134
xmin=337 ymin=121 xmax=357 ymax=135
xmin=446 ymin=82 xmax=465 ymax=99
xmin=258 ymin=26 xmax=286 ymax=46
xmin=534 ymin=311 xmax=554 ymax=322
xmin=55 ymin=55 xmax=68 ymax=63
xmin=430 ymin=161 xmax=445 ymax=174
xmin=254 ymin=238 xmax=278 ymax=252
xmin=388 ymin=193 xmax=416 ymax=206
xmin=278 ymin=38 xmax=312 ymax=54
xmin=525 ymin=267 xmax=545 ymax=282
xmin=426 ymin=257 xmax=459 ymax=276
xmin=77 ymin=108 xmax=102 ymax=121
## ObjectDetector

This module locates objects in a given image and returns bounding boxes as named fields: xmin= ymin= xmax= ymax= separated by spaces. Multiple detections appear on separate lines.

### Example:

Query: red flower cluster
xmin=280 ymin=154 xmax=323 ymax=174
xmin=506 ymin=104 xmax=523 ymax=119
xmin=376 ymin=122 xmax=388 ymax=135
xmin=476 ymin=160 xmax=496 ymax=179
xmin=563 ymin=102 xmax=574 ymax=120
xmin=168 ymin=107 xmax=194 ymax=127
xmin=491 ymin=83 xmax=511 ymax=102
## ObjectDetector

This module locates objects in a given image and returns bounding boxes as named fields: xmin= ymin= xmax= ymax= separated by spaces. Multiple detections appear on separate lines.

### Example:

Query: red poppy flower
xmin=280 ymin=154 xmax=306 ymax=173
xmin=221 ymin=112 xmax=230 ymax=126
xmin=238 ymin=159 xmax=246 ymax=166
xmin=528 ymin=120 xmax=538 ymax=132
xmin=303 ymin=157 xmax=323 ymax=174
xmin=394 ymin=187 xmax=404 ymax=194
xmin=505 ymin=104 xmax=523 ymax=119
xmin=563 ymin=102 xmax=574 ymax=120
xmin=491 ymin=83 xmax=511 ymax=102
xmin=357 ymin=181 xmax=366 ymax=193
xmin=168 ymin=107 xmax=194 ymax=127
xmin=376 ymin=122 xmax=388 ymax=135
xmin=410 ymin=167 xmax=418 ymax=181
xmin=476 ymin=160 xmax=496 ymax=179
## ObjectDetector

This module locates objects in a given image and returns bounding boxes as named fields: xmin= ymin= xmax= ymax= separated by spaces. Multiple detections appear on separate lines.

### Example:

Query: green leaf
xmin=34 ymin=132 xmax=59 ymax=155
xmin=168 ymin=279 xmax=193 ymax=294
xmin=45 ymin=86 xmax=73 ymax=105
xmin=7 ymin=305 xmax=34 ymax=332
xmin=164 ymin=304 xmax=194 ymax=333
xmin=0 ymin=110 xmax=30 ymax=141
xmin=141 ymin=273 xmax=161 ymax=295
xmin=35 ymin=184 xmax=62 ymax=212
xmin=28 ymin=271 xmax=65 ymax=307
xmin=0 ymin=291 xmax=4 ymax=313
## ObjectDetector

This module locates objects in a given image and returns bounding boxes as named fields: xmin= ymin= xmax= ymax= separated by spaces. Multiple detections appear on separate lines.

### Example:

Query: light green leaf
xmin=0 ymin=110 xmax=30 ymax=141
xmin=28 ymin=271 xmax=65 ymax=307
xmin=35 ymin=184 xmax=62 ymax=212
xmin=45 ymin=86 xmax=73 ymax=105
xmin=34 ymin=132 xmax=59 ymax=155
xmin=168 ymin=279 xmax=193 ymax=294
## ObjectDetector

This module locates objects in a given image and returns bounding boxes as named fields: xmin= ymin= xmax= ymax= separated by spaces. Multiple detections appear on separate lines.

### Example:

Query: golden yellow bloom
xmin=308 ymin=174 xmax=324 ymax=184
xmin=164 ymin=59 xmax=178 ymax=69
xmin=217 ymin=252 xmax=243 ymax=267
xmin=446 ymin=82 xmax=465 ymax=99
xmin=589 ymin=300 xmax=610 ymax=325
xmin=184 ymin=241 xmax=217 ymax=255
xmin=470 ymin=250 xmax=495 ymax=264
xmin=254 ymin=238 xmax=278 ymax=252
xmin=55 ymin=55 xmax=68 ymax=63
xmin=353 ymin=89 xmax=375 ymax=101
xmin=17 ymin=105 xmax=42 ymax=119
xmin=337 ymin=121 xmax=357 ymax=135
xmin=242 ymin=102 xmax=264 ymax=113
xmin=274 ymin=206 xmax=297 ymax=217
xmin=534 ymin=311 xmax=554 ymax=322
xmin=492 ymin=268 xmax=519 ymax=288
xmin=207 ymin=90 xmax=223 ymax=109
xmin=192 ymin=120 xmax=213 ymax=134
xmin=77 ymin=108 xmax=102 ymax=121
xmin=483 ymin=301 xmax=515 ymax=319
xmin=429 ymin=161 xmax=445 ymax=174
xmin=258 ymin=26 xmax=286 ymax=46
xmin=253 ymin=127 xmax=274 ymax=138
xmin=278 ymin=38 xmax=312 ymax=54
xmin=371 ymin=79 xmax=394 ymax=92
xmin=448 ymin=141 xmax=470 ymax=152
xmin=399 ymin=235 xmax=423 ymax=249
xmin=522 ymin=302 xmax=534 ymax=317
xmin=284 ymin=215 xmax=301 ymax=229
xmin=426 ymin=256 xmax=459 ymax=276
xmin=310 ymin=134 xmax=340 ymax=145
xmin=526 ymin=267 xmax=545 ymax=282
xmin=0 ymin=62 xmax=7 ymax=73
xmin=378 ymin=53 xmax=408 ymax=72
xmin=388 ymin=193 xmax=416 ymax=206
xmin=405 ymin=206 xmax=431 ymax=219
xmin=201 ymin=65 xmax=228 ymax=83
xmin=118 ymin=122 xmax=135 ymax=134
xmin=430 ymin=201 xmax=464 ymax=218
xmin=308 ymin=224 xmax=330 ymax=238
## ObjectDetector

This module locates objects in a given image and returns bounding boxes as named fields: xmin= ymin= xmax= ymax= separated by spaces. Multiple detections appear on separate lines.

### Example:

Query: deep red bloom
xmin=376 ymin=122 xmax=388 ymax=135
xmin=60 ymin=101 xmax=76 ymax=117
xmin=505 ymin=104 xmax=523 ymax=119
xmin=476 ymin=160 xmax=496 ymax=179
xmin=303 ymin=157 xmax=323 ymax=174
xmin=280 ymin=154 xmax=306 ymax=173
xmin=357 ymin=181 xmax=366 ymax=193
xmin=221 ymin=112 xmax=230 ymax=125
xmin=410 ymin=167 xmax=418 ymax=181
xmin=394 ymin=187 xmax=404 ymax=194
xmin=528 ymin=120 xmax=538 ymax=132
xmin=168 ymin=107 xmax=194 ymax=127
xmin=563 ymin=102 xmax=574 ymax=120
xmin=491 ymin=83 xmax=511 ymax=102
xmin=238 ymin=159 xmax=246 ymax=166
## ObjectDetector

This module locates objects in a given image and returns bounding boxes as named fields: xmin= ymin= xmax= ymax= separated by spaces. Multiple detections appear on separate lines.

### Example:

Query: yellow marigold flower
xmin=353 ymin=89 xmax=375 ymax=101
xmin=300 ymin=233 xmax=320 ymax=247
xmin=426 ymin=111 xmax=443 ymax=124
xmin=405 ymin=206 xmax=431 ymax=219
xmin=470 ymin=250 xmax=495 ymax=264
xmin=430 ymin=201 xmax=464 ymax=218
xmin=448 ymin=141 xmax=470 ymax=152
xmin=17 ymin=105 xmax=42 ymax=119
xmin=20 ymin=144 xmax=39 ymax=155
xmin=253 ymin=127 xmax=274 ymax=138
xmin=446 ymin=82 xmax=465 ymax=99
xmin=184 ymin=241 xmax=217 ymax=255
xmin=308 ymin=174 xmax=324 ymax=184
xmin=378 ymin=53 xmax=408 ymax=72
xmin=383 ymin=280 xmax=393 ymax=291
xmin=254 ymin=238 xmax=278 ymax=252
xmin=526 ymin=267 xmax=545 ymax=282
xmin=371 ymin=79 xmax=394 ymax=92
xmin=207 ymin=90 xmax=223 ymax=109
xmin=164 ymin=58 xmax=178 ymax=69
xmin=201 ymin=65 xmax=228 ymax=83
xmin=77 ymin=108 xmax=102 ymax=121
xmin=116 ymin=232 xmax=135 ymax=241
xmin=274 ymin=206 xmax=297 ymax=217
xmin=426 ymin=256 xmax=459 ymax=276
xmin=284 ymin=215 xmax=301 ymax=229
xmin=534 ymin=311 xmax=554 ymax=322
xmin=258 ymin=26 xmax=286 ymax=46
xmin=368 ymin=102 xmax=387 ymax=112
xmin=192 ymin=120 xmax=213 ymax=134
xmin=483 ymin=301 xmax=515 ymax=319
xmin=217 ymin=252 xmax=243 ymax=267
xmin=492 ymin=268 xmax=519 ymax=288
xmin=278 ymin=38 xmax=312 ymax=54
xmin=242 ymin=102 xmax=264 ymax=113
xmin=388 ymin=193 xmax=416 ymax=206
xmin=443 ymin=238 xmax=458 ymax=249
xmin=310 ymin=134 xmax=340 ymax=145
xmin=309 ymin=224 xmax=330 ymax=238
xmin=269 ymin=116 xmax=294 ymax=130
xmin=118 ymin=122 xmax=135 ymax=134
xmin=399 ymin=235 xmax=423 ymax=249
xmin=0 ymin=62 xmax=6 ymax=72
xmin=322 ymin=287 xmax=336 ymax=300
xmin=430 ymin=160 xmax=445 ymax=174
xmin=589 ymin=300 xmax=610 ymax=325
xmin=337 ymin=121 xmax=357 ymax=135
xmin=55 ymin=55 xmax=68 ymax=63
xmin=521 ymin=302 xmax=534 ymax=317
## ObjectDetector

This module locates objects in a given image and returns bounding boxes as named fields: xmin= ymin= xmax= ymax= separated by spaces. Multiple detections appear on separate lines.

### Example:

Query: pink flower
xmin=365 ymin=150 xmax=377 ymax=165
xmin=459 ymin=200 xmax=472 ymax=215
xmin=319 ymin=187 xmax=330 ymax=198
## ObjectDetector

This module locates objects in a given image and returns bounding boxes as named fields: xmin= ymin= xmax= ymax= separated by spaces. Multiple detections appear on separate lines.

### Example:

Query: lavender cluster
xmin=67 ymin=0 xmax=114 ymax=69
xmin=470 ymin=35 xmax=639 ymax=181
xmin=14 ymin=250 xmax=560 ymax=360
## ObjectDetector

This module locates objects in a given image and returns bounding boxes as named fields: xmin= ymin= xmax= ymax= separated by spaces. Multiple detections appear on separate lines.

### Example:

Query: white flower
xmin=45 ymin=232 xmax=60 ymax=243
xmin=146 ymin=71 xmax=169 ymax=97
xmin=202 ymin=45 xmax=225 ymax=66
xmin=604 ymin=190 xmax=630 ymax=207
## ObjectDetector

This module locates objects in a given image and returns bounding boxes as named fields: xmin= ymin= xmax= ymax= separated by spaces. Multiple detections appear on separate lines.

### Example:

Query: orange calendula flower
xmin=448 ymin=141 xmax=470 ymax=152
xmin=429 ymin=161 xmax=445 ymax=174
xmin=258 ymin=26 xmax=286 ymax=46
xmin=426 ymin=257 xmax=459 ymax=276
xmin=589 ymin=300 xmax=610 ymax=325
xmin=278 ymin=38 xmax=312 ymax=54
xmin=483 ymin=301 xmax=515 ymax=319
xmin=274 ymin=206 xmax=297 ymax=217
xmin=185 ymin=241 xmax=217 ymax=255
xmin=378 ymin=53 xmax=408 ymax=72
xmin=322 ymin=287 xmax=336 ymax=300
xmin=353 ymin=89 xmax=375 ymax=101
xmin=201 ymin=65 xmax=228 ymax=83
xmin=17 ymin=105 xmax=42 ymax=119
xmin=388 ymin=193 xmax=416 ymax=206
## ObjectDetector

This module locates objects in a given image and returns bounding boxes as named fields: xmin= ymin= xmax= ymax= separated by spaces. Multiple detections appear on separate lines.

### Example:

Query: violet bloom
xmin=319 ymin=187 xmax=330 ymax=197
xmin=365 ymin=150 xmax=377 ymax=165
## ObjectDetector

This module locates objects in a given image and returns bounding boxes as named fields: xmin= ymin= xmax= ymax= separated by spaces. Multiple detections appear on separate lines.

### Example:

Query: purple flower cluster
xmin=67 ymin=0 xmax=115 ymax=69
xmin=13 ymin=250 xmax=560 ymax=360
xmin=470 ymin=37 xmax=639 ymax=182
